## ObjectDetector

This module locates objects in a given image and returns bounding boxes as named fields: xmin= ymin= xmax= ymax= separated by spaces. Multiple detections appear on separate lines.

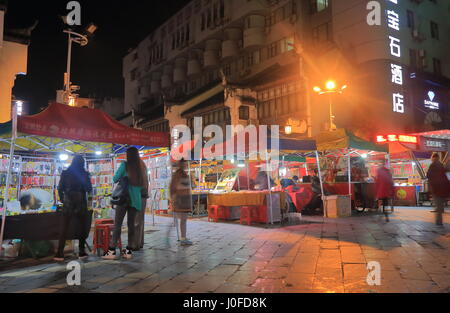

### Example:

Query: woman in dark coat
xmin=54 ymin=155 xmax=92 ymax=262
xmin=427 ymin=154 xmax=450 ymax=226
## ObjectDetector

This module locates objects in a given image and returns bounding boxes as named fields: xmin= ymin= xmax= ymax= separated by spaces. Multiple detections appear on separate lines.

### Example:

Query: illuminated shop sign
xmin=386 ymin=0 xmax=405 ymax=114
xmin=376 ymin=135 xmax=418 ymax=144
xmin=424 ymin=91 xmax=439 ymax=110
xmin=421 ymin=138 xmax=447 ymax=151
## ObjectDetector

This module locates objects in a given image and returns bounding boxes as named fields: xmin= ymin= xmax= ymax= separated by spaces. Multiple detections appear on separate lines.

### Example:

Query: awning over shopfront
xmin=316 ymin=129 xmax=388 ymax=153
xmin=0 ymin=102 xmax=169 ymax=154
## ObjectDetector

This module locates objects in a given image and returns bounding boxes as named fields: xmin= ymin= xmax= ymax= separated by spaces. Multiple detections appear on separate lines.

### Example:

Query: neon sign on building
xmin=376 ymin=134 xmax=418 ymax=144
xmin=386 ymin=0 xmax=405 ymax=114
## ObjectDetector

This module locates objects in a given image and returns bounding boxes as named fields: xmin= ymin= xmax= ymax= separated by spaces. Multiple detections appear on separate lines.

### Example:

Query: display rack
xmin=87 ymin=158 xmax=114 ymax=218
xmin=0 ymin=155 xmax=21 ymax=204
xmin=145 ymin=154 xmax=170 ymax=212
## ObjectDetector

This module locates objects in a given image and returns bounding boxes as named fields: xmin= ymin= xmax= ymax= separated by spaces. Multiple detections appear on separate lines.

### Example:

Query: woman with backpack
xmin=103 ymin=147 xmax=148 ymax=260
xmin=54 ymin=155 xmax=93 ymax=262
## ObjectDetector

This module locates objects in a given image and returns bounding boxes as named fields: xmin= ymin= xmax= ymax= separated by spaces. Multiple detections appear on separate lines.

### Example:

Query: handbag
xmin=111 ymin=176 xmax=130 ymax=207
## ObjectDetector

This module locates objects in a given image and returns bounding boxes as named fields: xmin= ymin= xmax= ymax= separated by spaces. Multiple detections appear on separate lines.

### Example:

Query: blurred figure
xmin=103 ymin=147 xmax=148 ymax=260
xmin=54 ymin=155 xmax=92 ymax=262
xmin=292 ymin=176 xmax=300 ymax=184
xmin=170 ymin=159 xmax=193 ymax=246
xmin=427 ymin=153 xmax=450 ymax=226
xmin=255 ymin=170 xmax=275 ymax=190
xmin=375 ymin=161 xmax=395 ymax=215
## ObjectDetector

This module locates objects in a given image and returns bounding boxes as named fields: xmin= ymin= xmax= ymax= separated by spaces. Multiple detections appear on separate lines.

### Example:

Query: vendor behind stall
xmin=255 ymin=170 xmax=275 ymax=190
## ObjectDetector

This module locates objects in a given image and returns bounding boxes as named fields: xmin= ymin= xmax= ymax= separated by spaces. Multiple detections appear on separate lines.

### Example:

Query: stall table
xmin=207 ymin=191 xmax=286 ymax=223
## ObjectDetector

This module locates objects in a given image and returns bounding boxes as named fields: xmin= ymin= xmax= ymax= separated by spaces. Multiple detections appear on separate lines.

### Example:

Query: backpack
xmin=111 ymin=176 xmax=130 ymax=207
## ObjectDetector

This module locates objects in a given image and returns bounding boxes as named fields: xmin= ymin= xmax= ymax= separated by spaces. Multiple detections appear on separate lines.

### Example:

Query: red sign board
xmin=376 ymin=135 xmax=418 ymax=144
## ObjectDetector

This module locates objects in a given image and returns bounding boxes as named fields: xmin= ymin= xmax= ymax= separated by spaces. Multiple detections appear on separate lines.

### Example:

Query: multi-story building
xmin=0 ymin=2 xmax=32 ymax=123
xmin=123 ymin=0 xmax=450 ymax=142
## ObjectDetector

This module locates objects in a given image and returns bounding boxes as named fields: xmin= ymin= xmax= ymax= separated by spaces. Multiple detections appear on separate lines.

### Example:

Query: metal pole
xmin=315 ymin=151 xmax=326 ymax=217
xmin=329 ymin=95 xmax=334 ymax=132
xmin=0 ymin=104 xmax=17 ymax=254
xmin=347 ymin=149 xmax=352 ymax=196
xmin=265 ymin=151 xmax=274 ymax=225
xmin=197 ymin=159 xmax=202 ymax=216
xmin=66 ymin=33 xmax=72 ymax=103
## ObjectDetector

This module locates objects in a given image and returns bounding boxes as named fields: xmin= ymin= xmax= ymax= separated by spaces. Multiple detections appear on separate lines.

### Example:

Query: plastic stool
xmin=240 ymin=206 xmax=259 ymax=226
xmin=95 ymin=219 xmax=114 ymax=226
xmin=208 ymin=205 xmax=229 ymax=222
xmin=93 ymin=224 xmax=122 ymax=256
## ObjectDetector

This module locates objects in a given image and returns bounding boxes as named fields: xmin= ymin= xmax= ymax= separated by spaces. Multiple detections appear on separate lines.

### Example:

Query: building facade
xmin=123 ymin=0 xmax=450 ymax=141
xmin=0 ymin=3 xmax=31 ymax=123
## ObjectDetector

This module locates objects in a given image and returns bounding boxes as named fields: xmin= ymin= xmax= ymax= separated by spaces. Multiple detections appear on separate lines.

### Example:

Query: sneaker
xmin=102 ymin=249 xmax=117 ymax=260
xmin=122 ymin=248 xmax=133 ymax=259
xmin=180 ymin=239 xmax=193 ymax=246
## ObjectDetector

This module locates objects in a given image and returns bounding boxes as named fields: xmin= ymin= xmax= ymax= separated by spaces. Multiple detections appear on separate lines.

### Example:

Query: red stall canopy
xmin=16 ymin=102 xmax=169 ymax=148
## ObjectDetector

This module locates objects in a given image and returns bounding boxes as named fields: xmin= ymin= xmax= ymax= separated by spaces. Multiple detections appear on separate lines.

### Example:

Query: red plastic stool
xmin=95 ymin=219 xmax=114 ymax=226
xmin=93 ymin=224 xmax=122 ymax=256
xmin=240 ymin=206 xmax=259 ymax=225
xmin=208 ymin=205 xmax=229 ymax=222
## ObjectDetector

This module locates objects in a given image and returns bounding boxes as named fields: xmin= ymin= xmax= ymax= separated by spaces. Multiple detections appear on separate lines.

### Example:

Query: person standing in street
xmin=170 ymin=159 xmax=193 ymax=246
xmin=375 ymin=161 xmax=395 ymax=215
xmin=427 ymin=153 xmax=450 ymax=226
xmin=54 ymin=155 xmax=92 ymax=262
xmin=103 ymin=147 xmax=148 ymax=260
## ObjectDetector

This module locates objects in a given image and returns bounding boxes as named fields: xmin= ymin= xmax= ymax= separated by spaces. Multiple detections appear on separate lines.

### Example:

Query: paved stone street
xmin=1 ymin=207 xmax=450 ymax=293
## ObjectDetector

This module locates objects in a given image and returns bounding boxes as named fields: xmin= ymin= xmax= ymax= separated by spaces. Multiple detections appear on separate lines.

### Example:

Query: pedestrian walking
xmin=54 ymin=155 xmax=93 ymax=262
xmin=103 ymin=147 xmax=148 ymax=260
xmin=170 ymin=159 xmax=193 ymax=246
xmin=375 ymin=161 xmax=395 ymax=215
xmin=427 ymin=153 xmax=450 ymax=226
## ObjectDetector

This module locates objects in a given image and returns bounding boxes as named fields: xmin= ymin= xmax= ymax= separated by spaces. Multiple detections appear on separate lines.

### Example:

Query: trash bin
xmin=323 ymin=195 xmax=352 ymax=218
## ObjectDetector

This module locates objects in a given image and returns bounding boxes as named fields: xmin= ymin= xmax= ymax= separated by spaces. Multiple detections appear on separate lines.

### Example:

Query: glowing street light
xmin=313 ymin=80 xmax=347 ymax=131
xmin=284 ymin=125 xmax=293 ymax=135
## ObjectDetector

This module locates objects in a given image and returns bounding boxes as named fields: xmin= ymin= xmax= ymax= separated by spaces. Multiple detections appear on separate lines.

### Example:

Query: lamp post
xmin=63 ymin=23 xmax=97 ymax=106
xmin=313 ymin=81 xmax=347 ymax=131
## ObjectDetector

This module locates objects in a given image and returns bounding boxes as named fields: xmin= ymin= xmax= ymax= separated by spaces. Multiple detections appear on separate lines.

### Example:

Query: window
xmin=430 ymin=21 xmax=439 ymax=40
xmin=407 ymin=10 xmax=414 ymax=29
xmin=239 ymin=106 xmax=250 ymax=120
xmin=310 ymin=0 xmax=329 ymax=14
xmin=433 ymin=58 xmax=442 ymax=76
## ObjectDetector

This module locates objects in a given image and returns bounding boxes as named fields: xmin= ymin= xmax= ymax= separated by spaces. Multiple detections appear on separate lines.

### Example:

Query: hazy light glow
xmin=59 ymin=153 xmax=69 ymax=161
xmin=326 ymin=80 xmax=336 ymax=90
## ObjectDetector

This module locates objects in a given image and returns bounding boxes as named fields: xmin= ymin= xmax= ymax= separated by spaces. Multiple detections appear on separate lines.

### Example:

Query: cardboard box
xmin=324 ymin=195 xmax=352 ymax=218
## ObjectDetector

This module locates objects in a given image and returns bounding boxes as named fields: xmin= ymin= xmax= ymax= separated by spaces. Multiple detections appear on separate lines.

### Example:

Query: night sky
xmin=5 ymin=0 xmax=190 ymax=114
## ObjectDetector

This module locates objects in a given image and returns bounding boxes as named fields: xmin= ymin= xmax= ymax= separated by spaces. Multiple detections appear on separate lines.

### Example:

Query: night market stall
xmin=172 ymin=132 xmax=323 ymax=225
xmin=315 ymin=129 xmax=389 ymax=215
xmin=0 ymin=102 xmax=169 ymax=257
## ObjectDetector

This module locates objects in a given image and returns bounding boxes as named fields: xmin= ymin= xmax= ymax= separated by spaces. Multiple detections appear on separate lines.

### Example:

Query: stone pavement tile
xmin=403 ymin=279 xmax=442 ymax=293
xmin=282 ymin=273 xmax=314 ymax=289
xmin=417 ymin=262 xmax=449 ymax=275
xmin=251 ymin=278 xmax=284 ymax=293
xmin=207 ymin=265 xmax=239 ymax=277
xmin=94 ymin=277 xmax=140 ymax=293
xmin=343 ymin=264 xmax=369 ymax=281
xmin=315 ymin=267 xmax=343 ymax=281
xmin=362 ymin=249 xmax=389 ymax=260
xmin=398 ymin=266 xmax=431 ymax=281
xmin=290 ymin=262 xmax=317 ymax=274
xmin=316 ymin=258 xmax=342 ymax=269
xmin=267 ymin=256 xmax=295 ymax=267
xmin=312 ymin=278 xmax=345 ymax=293
xmin=151 ymin=280 xmax=193 ymax=293
xmin=239 ymin=261 xmax=268 ymax=272
xmin=227 ymin=271 xmax=259 ymax=286
xmin=119 ymin=278 xmax=160 ymax=293
xmin=257 ymin=267 xmax=289 ymax=279
xmin=221 ymin=257 xmax=248 ymax=266
xmin=429 ymin=273 xmax=450 ymax=290
xmin=214 ymin=283 xmax=256 ymax=293
xmin=187 ymin=275 xmax=228 ymax=292
xmin=26 ymin=288 xmax=59 ymax=293
xmin=281 ymin=287 xmax=315 ymax=293
xmin=85 ymin=276 xmax=116 ymax=285
xmin=171 ymin=271 xmax=207 ymax=283
xmin=123 ymin=271 xmax=153 ymax=280
xmin=341 ymin=253 xmax=366 ymax=264
xmin=377 ymin=280 xmax=411 ymax=293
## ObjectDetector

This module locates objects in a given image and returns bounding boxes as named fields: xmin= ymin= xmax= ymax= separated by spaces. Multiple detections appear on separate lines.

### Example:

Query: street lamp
xmin=313 ymin=80 xmax=347 ymax=131
xmin=63 ymin=23 xmax=97 ymax=106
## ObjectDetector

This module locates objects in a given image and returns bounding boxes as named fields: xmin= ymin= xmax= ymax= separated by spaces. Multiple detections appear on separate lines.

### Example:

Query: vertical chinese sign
xmin=386 ymin=0 xmax=405 ymax=114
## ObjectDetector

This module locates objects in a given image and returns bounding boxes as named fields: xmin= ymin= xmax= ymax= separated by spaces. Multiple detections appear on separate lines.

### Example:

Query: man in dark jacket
xmin=427 ymin=154 xmax=450 ymax=226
